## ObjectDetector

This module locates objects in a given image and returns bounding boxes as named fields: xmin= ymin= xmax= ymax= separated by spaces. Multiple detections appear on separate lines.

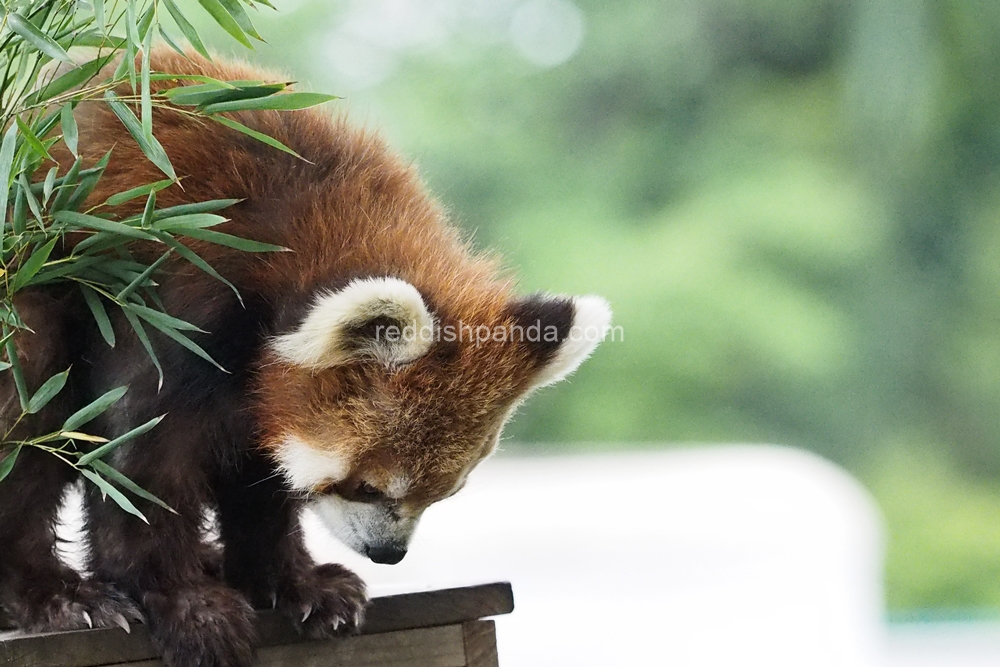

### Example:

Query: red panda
xmin=0 ymin=51 xmax=611 ymax=667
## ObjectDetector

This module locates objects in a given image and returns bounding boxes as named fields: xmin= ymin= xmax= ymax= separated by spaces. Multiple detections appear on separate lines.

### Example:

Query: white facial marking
xmin=532 ymin=295 xmax=613 ymax=388
xmin=273 ymin=434 xmax=349 ymax=491
xmin=270 ymin=277 xmax=435 ymax=370
xmin=312 ymin=494 xmax=422 ymax=557
xmin=385 ymin=474 xmax=410 ymax=499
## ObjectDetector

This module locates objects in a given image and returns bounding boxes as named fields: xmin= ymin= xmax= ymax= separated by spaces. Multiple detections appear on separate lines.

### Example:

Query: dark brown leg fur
xmin=0 ymin=447 xmax=140 ymax=632
xmin=215 ymin=450 xmax=367 ymax=639
xmin=85 ymin=411 xmax=256 ymax=667
xmin=0 ymin=291 xmax=139 ymax=632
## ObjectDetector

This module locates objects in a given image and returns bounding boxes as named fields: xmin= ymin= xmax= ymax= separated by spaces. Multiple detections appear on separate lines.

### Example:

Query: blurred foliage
xmin=870 ymin=446 xmax=1000 ymax=610
xmin=187 ymin=0 xmax=1000 ymax=610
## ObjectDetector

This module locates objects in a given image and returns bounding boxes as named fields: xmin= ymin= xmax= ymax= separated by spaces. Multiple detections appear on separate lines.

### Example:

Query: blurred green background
xmin=184 ymin=0 xmax=1000 ymax=613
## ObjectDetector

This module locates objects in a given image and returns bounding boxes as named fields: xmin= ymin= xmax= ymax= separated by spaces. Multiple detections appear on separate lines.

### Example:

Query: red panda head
xmin=254 ymin=275 xmax=611 ymax=564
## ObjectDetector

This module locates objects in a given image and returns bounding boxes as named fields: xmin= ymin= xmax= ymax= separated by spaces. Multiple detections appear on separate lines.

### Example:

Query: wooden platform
xmin=0 ymin=582 xmax=513 ymax=667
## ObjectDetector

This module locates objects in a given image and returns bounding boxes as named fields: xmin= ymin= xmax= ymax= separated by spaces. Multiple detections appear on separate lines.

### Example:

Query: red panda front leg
xmin=0 ymin=291 xmax=140 ymax=632
xmin=215 ymin=450 xmax=368 ymax=638
xmin=84 ymin=416 xmax=256 ymax=667
xmin=0 ymin=447 xmax=141 ymax=632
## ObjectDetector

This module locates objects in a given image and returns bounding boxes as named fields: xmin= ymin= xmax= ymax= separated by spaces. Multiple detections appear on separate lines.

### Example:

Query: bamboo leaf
xmin=113 ymin=22 xmax=136 ymax=89
xmin=211 ymin=115 xmax=305 ymax=160
xmin=137 ymin=1 xmax=155 ymax=39
xmin=80 ymin=469 xmax=149 ymax=523
xmin=164 ymin=78 xmax=265 ymax=88
xmin=65 ymin=149 xmax=112 ymax=212
xmin=165 ymin=82 xmax=285 ymax=107
xmin=62 ymin=386 xmax=128 ymax=431
xmin=152 ymin=199 xmax=240 ymax=219
xmin=89 ymin=459 xmax=177 ymax=514
xmin=196 ymin=0 xmax=252 ymax=48
xmin=4 ymin=10 xmax=74 ymax=63
xmin=105 ymin=178 xmax=174 ymax=207
xmin=151 ymin=213 xmax=227 ymax=231
xmin=26 ymin=57 xmax=104 ymax=105
xmin=117 ymin=249 xmax=171 ymax=301
xmin=94 ymin=0 xmax=105 ymax=34
xmin=50 ymin=158 xmax=82 ymax=212
xmin=42 ymin=166 xmax=57 ymax=204
xmin=15 ymin=117 xmax=54 ymax=162
xmin=60 ymin=431 xmax=109 ymax=443
xmin=158 ymin=25 xmax=185 ymax=56
xmin=201 ymin=92 xmax=337 ymax=114
xmin=26 ymin=368 xmax=70 ymax=414
xmin=140 ymin=192 xmax=157 ymax=230
xmin=140 ymin=315 xmax=226 ymax=372
xmin=57 ymin=16 xmax=93 ymax=42
xmin=61 ymin=105 xmax=78 ymax=157
xmin=65 ymin=32 xmax=126 ymax=49
xmin=16 ymin=174 xmax=42 ymax=225
xmin=125 ymin=0 xmax=141 ymax=43
xmin=218 ymin=0 xmax=263 ymax=41
xmin=125 ymin=0 xmax=141 ymax=61
xmin=122 ymin=309 xmax=163 ymax=389
xmin=12 ymin=185 xmax=26 ymax=233
xmin=81 ymin=285 xmax=115 ymax=347
xmin=141 ymin=24 xmax=153 ymax=139
xmin=161 ymin=82 xmax=227 ymax=104
xmin=177 ymin=227 xmax=287 ymax=252
xmin=30 ymin=256 xmax=103 ymax=285
xmin=0 ymin=446 xmax=21 ymax=483
xmin=151 ymin=73 xmax=238 ymax=85
xmin=162 ymin=0 xmax=211 ymax=60
xmin=54 ymin=210 xmax=158 ymax=240
xmin=78 ymin=414 xmax=164 ymax=466
xmin=4 ymin=335 xmax=28 ymax=411
xmin=104 ymin=91 xmax=176 ymax=179
xmin=92 ymin=260 xmax=149 ymax=285
xmin=0 ymin=123 xmax=19 ymax=229
xmin=11 ymin=236 xmax=58 ymax=292
xmin=73 ymin=230 xmax=129 ymax=255
xmin=132 ymin=304 xmax=205 ymax=332
xmin=35 ymin=110 xmax=63 ymax=141
xmin=157 ymin=234 xmax=243 ymax=304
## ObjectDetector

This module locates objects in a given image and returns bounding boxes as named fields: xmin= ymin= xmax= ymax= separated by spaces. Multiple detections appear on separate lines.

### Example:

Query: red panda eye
xmin=330 ymin=479 xmax=386 ymax=502
xmin=357 ymin=481 xmax=383 ymax=500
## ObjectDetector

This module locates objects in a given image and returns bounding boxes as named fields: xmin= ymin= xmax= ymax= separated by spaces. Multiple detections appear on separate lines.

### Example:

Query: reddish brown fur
xmin=63 ymin=51 xmax=554 ymax=507
xmin=0 ymin=50 xmax=588 ymax=667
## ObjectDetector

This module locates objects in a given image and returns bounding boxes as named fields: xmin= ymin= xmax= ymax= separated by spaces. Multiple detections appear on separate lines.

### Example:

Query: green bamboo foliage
xmin=0 ymin=0 xmax=335 ymax=520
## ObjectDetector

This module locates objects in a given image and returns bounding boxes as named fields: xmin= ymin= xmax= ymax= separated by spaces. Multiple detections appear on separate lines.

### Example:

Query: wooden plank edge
xmin=462 ymin=621 xmax=499 ymax=667
xmin=0 ymin=582 xmax=514 ymax=667
xmin=98 ymin=624 xmax=469 ymax=667
xmin=257 ymin=581 xmax=514 ymax=644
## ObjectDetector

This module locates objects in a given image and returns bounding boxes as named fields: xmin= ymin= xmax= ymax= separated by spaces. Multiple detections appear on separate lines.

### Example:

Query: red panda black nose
xmin=366 ymin=545 xmax=407 ymax=565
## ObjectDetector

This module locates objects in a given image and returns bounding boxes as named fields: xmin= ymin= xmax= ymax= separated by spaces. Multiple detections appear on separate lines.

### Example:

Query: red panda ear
xmin=510 ymin=293 xmax=613 ymax=388
xmin=271 ymin=277 xmax=435 ymax=369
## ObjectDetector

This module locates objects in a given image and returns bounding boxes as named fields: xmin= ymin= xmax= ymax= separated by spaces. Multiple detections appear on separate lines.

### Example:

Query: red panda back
xmin=68 ymin=50 xmax=512 ymax=319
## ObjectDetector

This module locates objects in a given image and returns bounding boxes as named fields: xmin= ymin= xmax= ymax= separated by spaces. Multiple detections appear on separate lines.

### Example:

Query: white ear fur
xmin=273 ymin=434 xmax=350 ymax=491
xmin=271 ymin=277 xmax=435 ymax=369
xmin=532 ymin=295 xmax=613 ymax=388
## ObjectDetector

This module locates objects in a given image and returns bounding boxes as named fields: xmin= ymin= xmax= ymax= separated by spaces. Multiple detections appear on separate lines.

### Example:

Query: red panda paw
xmin=7 ymin=573 xmax=141 ymax=633
xmin=143 ymin=584 xmax=257 ymax=667
xmin=278 ymin=563 xmax=369 ymax=639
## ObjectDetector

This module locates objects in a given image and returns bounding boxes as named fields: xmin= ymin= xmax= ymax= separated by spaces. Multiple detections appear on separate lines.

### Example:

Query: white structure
xmin=304 ymin=446 xmax=885 ymax=667
xmin=59 ymin=445 xmax=886 ymax=666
